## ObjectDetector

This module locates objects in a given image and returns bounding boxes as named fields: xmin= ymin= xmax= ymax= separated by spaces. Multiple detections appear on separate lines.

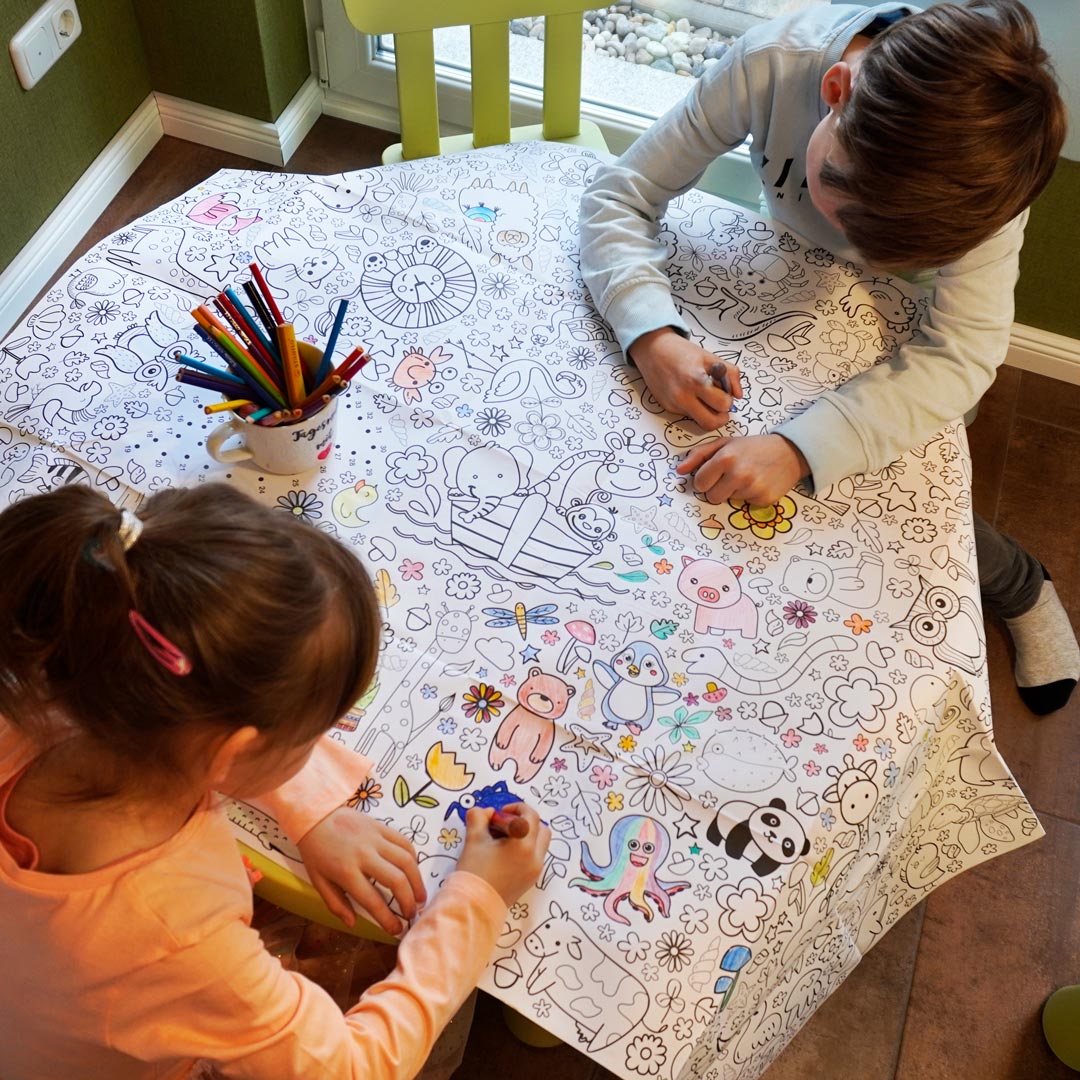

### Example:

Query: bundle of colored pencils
xmin=172 ymin=263 xmax=369 ymax=426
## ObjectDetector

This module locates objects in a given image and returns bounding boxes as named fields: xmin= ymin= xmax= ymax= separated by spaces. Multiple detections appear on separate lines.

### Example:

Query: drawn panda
xmin=705 ymin=797 xmax=810 ymax=877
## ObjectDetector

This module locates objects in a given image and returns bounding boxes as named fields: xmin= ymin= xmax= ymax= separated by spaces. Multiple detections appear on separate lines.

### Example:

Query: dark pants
xmin=974 ymin=512 xmax=1043 ymax=619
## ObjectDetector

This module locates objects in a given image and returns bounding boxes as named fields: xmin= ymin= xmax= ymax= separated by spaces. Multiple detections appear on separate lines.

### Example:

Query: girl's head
xmin=0 ymin=484 xmax=380 ymax=798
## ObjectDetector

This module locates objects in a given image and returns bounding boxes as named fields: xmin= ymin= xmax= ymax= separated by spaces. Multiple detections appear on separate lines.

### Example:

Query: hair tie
xmin=129 ymin=610 xmax=193 ymax=676
xmin=118 ymin=509 xmax=143 ymax=551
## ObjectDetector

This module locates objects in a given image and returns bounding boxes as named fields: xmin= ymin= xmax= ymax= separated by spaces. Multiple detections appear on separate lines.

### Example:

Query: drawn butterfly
xmin=483 ymin=602 xmax=558 ymax=641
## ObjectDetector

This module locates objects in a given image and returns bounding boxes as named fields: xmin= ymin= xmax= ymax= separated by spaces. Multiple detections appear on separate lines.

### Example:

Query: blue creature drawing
xmin=593 ymin=641 xmax=680 ymax=734
xmin=445 ymin=780 xmax=527 ymax=825
xmin=569 ymin=815 xmax=689 ymax=925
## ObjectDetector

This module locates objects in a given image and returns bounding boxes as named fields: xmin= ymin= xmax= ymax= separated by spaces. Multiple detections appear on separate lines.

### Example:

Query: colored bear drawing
xmin=489 ymin=668 xmax=575 ymax=783
xmin=677 ymin=556 xmax=759 ymax=639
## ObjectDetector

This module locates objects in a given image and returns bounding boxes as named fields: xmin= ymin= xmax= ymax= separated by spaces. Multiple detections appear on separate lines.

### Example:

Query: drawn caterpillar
xmin=682 ymin=636 xmax=856 ymax=696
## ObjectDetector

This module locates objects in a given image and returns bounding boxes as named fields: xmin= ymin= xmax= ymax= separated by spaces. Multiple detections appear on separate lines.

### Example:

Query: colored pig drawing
xmin=677 ymin=556 xmax=759 ymax=639
xmin=524 ymin=902 xmax=649 ymax=1051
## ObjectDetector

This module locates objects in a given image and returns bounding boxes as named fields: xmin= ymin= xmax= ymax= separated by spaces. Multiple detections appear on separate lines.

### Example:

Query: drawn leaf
xmin=393 ymin=776 xmax=410 ymax=807
xmin=615 ymin=612 xmax=644 ymax=637
xmin=650 ymin=619 xmax=678 ymax=640
xmin=617 ymin=571 xmax=651 ymax=583
xmin=374 ymin=569 xmax=400 ymax=611
xmin=590 ymin=561 xmax=614 ymax=570
xmin=413 ymin=794 xmax=439 ymax=809
xmin=851 ymin=517 xmax=883 ymax=553
xmin=570 ymin=784 xmax=603 ymax=836
xmin=810 ymin=847 xmax=834 ymax=886
xmin=442 ymin=661 xmax=474 ymax=678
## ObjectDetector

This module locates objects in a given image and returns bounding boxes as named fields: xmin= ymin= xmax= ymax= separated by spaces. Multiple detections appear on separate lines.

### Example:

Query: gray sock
xmin=1003 ymin=580 xmax=1079 ymax=716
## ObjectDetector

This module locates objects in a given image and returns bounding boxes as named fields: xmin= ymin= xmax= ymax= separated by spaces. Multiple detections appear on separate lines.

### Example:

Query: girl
xmin=0 ymin=483 xmax=549 ymax=1079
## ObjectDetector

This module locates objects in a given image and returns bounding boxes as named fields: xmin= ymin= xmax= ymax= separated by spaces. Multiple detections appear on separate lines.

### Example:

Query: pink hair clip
xmin=128 ymin=610 xmax=193 ymax=676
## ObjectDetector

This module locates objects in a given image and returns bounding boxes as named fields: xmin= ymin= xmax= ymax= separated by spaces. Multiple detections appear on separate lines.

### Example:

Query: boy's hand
xmin=454 ymin=804 xmax=550 ymax=908
xmin=677 ymin=434 xmax=809 ymax=506
xmin=297 ymin=807 xmax=427 ymax=934
xmin=629 ymin=328 xmax=743 ymax=430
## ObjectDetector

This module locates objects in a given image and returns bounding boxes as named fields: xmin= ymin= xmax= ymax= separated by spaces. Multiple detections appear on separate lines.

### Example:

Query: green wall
xmin=1015 ymin=158 xmax=1080 ymax=341
xmin=132 ymin=0 xmax=310 ymax=122
xmin=0 ymin=0 xmax=150 ymax=272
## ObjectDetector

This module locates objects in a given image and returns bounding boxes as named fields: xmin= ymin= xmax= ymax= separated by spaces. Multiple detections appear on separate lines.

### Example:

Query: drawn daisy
xmin=474 ymin=407 xmax=511 ymax=437
xmin=654 ymin=930 xmax=694 ymax=973
xmin=461 ymin=683 xmax=504 ymax=723
xmin=623 ymin=747 xmax=694 ymax=816
xmin=276 ymin=490 xmax=323 ymax=522
xmin=346 ymin=778 xmax=382 ymax=812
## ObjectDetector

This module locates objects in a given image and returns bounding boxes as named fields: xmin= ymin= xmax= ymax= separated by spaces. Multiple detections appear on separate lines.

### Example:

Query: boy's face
xmin=805 ymin=109 xmax=850 ymax=235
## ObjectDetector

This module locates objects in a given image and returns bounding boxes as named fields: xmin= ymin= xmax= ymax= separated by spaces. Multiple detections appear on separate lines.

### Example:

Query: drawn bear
xmin=677 ymin=556 xmax=759 ymax=639
xmin=706 ymin=797 xmax=810 ymax=877
xmin=780 ymin=553 xmax=883 ymax=609
xmin=489 ymin=668 xmax=575 ymax=783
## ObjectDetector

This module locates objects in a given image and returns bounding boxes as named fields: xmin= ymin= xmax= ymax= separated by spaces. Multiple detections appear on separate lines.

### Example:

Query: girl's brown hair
xmin=822 ymin=0 xmax=1066 ymax=270
xmin=0 ymin=484 xmax=379 ymax=793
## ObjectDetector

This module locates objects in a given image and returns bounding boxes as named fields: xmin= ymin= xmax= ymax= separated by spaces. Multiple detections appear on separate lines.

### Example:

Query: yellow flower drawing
xmin=727 ymin=496 xmax=798 ymax=540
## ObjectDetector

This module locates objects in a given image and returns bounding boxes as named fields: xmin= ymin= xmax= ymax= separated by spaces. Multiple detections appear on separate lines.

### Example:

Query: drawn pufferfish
xmin=892 ymin=577 xmax=985 ymax=675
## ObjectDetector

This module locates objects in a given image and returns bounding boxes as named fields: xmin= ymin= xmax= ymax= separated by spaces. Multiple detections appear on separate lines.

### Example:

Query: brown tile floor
xmin=29 ymin=118 xmax=1080 ymax=1080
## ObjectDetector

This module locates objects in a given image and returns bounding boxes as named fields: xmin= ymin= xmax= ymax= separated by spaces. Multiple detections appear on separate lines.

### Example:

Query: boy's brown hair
xmin=821 ymin=0 xmax=1066 ymax=270
xmin=0 ymin=483 xmax=380 ymax=798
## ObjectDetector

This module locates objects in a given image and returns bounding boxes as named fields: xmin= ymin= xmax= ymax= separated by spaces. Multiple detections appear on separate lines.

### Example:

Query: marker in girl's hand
xmin=489 ymin=807 xmax=530 ymax=839
xmin=710 ymin=361 xmax=738 ymax=412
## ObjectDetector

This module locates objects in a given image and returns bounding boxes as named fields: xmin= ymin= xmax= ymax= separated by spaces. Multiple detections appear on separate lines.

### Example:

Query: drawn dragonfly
xmin=483 ymin=602 xmax=558 ymax=641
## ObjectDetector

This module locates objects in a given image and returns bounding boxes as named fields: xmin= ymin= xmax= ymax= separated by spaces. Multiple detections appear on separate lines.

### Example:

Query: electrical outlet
xmin=9 ymin=0 xmax=81 ymax=90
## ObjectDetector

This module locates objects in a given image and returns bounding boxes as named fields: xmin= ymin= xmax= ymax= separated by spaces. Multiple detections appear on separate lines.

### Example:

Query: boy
xmin=580 ymin=0 xmax=1078 ymax=715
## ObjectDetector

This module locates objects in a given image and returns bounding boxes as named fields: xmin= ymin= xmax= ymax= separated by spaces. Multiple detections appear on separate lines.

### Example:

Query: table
xmin=0 ymin=142 xmax=1040 ymax=1080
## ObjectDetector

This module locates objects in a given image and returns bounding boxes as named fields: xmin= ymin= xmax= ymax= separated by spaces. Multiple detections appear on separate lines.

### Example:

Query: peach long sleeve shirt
xmin=0 ymin=724 xmax=506 ymax=1079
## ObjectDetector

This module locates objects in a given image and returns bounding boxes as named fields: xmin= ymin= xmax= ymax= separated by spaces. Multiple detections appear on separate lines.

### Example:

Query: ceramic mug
xmin=206 ymin=397 xmax=338 ymax=475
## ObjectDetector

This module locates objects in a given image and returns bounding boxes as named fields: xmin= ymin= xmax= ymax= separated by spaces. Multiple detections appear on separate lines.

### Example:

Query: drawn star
xmin=521 ymin=644 xmax=540 ymax=662
xmin=688 ymin=844 xmax=702 ymax=856
xmin=880 ymin=482 xmax=917 ymax=512
xmin=754 ymin=641 xmax=770 ymax=654
xmin=492 ymin=344 xmax=509 ymax=362
xmin=807 ymin=542 xmax=823 ymax=556
xmin=633 ymin=589 xmax=647 ymax=601
xmin=673 ymin=812 xmax=699 ymax=839
xmin=887 ymin=540 xmax=904 ymax=553
xmin=558 ymin=723 xmax=615 ymax=770
xmin=509 ymin=336 xmax=523 ymax=350
xmin=365 ymin=328 xmax=400 ymax=360
xmin=683 ymin=741 xmax=695 ymax=754
xmin=658 ymin=494 xmax=673 ymax=507
xmin=418 ymin=585 xmax=430 ymax=595
xmin=815 ymin=268 xmax=843 ymax=294
xmin=575 ymin=667 xmax=586 ymax=679
xmin=205 ymin=251 xmax=241 ymax=282
xmin=92 ymin=333 xmax=107 ymax=343
xmin=566 ymin=602 xmax=579 ymax=613
xmin=739 ymin=408 xmax=763 ymax=425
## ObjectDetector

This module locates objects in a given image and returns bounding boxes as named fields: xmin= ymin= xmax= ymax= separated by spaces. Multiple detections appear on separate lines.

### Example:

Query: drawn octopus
xmin=569 ymin=815 xmax=689 ymax=926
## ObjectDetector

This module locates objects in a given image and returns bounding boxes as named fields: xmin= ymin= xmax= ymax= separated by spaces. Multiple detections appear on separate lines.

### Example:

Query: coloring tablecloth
xmin=0 ymin=142 xmax=1040 ymax=1080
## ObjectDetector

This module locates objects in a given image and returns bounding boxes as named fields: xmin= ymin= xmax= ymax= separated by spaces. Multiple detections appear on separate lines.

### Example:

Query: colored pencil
xmin=245 ymin=406 xmax=274 ymax=423
xmin=172 ymin=351 xmax=246 ymax=386
xmin=316 ymin=299 xmax=348 ymax=385
xmin=225 ymin=287 xmax=280 ymax=365
xmin=204 ymin=399 xmax=254 ymax=414
xmin=219 ymin=292 xmax=280 ymax=376
xmin=211 ymin=327 xmax=288 ymax=407
xmin=243 ymin=280 xmax=278 ymax=339
xmin=177 ymin=370 xmax=251 ymax=396
xmin=248 ymin=262 xmax=284 ymax=325
xmin=298 ymin=371 xmax=346 ymax=410
xmin=276 ymin=322 xmax=305 ymax=406
xmin=337 ymin=350 xmax=370 ymax=383
xmin=191 ymin=320 xmax=282 ymax=412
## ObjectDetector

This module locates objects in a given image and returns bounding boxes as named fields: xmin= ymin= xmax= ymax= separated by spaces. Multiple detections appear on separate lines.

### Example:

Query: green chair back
xmin=340 ymin=0 xmax=608 ymax=163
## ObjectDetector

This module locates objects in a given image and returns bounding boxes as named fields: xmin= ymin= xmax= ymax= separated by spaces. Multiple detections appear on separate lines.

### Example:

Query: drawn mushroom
xmin=557 ymin=620 xmax=596 ymax=674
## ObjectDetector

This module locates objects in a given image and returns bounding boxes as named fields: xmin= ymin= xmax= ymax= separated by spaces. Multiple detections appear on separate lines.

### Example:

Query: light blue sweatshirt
xmin=579 ymin=3 xmax=1025 ymax=492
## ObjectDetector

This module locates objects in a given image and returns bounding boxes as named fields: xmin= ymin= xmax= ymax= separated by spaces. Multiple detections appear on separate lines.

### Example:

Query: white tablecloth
xmin=0 ymin=142 xmax=1039 ymax=1080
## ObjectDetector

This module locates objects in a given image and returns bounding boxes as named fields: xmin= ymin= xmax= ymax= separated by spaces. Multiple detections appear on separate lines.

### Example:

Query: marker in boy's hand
xmin=489 ymin=806 xmax=530 ymax=839
xmin=456 ymin=802 xmax=550 ymax=908
xmin=628 ymin=327 xmax=742 ymax=431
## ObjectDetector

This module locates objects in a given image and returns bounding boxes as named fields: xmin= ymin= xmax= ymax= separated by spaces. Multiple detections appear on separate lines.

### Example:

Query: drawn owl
xmin=892 ymin=577 xmax=986 ymax=675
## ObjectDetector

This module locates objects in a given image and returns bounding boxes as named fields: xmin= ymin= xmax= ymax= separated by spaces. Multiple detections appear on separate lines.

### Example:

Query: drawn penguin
xmin=593 ymin=641 xmax=680 ymax=735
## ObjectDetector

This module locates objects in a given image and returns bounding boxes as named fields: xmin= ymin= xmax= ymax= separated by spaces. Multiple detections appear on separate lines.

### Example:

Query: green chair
xmin=339 ymin=0 xmax=609 ymax=164
xmin=1043 ymin=984 xmax=1080 ymax=1070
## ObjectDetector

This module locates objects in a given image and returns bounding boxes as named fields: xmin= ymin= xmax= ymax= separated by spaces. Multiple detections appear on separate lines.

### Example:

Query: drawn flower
xmin=824 ymin=667 xmax=897 ymax=734
xmin=887 ymin=577 xmax=914 ymax=599
xmin=590 ymin=764 xmax=617 ymax=790
xmin=460 ymin=726 xmax=484 ymax=752
xmin=92 ymin=415 xmax=129 ymax=441
xmin=551 ymin=758 xmax=567 ymax=772
xmin=727 ymin=495 xmax=797 ymax=540
xmin=698 ymin=851 xmax=728 ymax=883
xmin=474 ymin=407 xmax=511 ymax=437
xmin=783 ymin=599 xmax=817 ymax=628
xmin=874 ymin=737 xmax=894 ymax=760
xmin=654 ymin=558 xmax=673 ymax=574
xmin=437 ymin=717 xmax=457 ymax=735
xmin=618 ymin=735 xmax=637 ymax=752
xmin=658 ymin=706 xmax=708 ymax=744
xmin=717 ymin=877 xmax=776 ymax=941
xmin=567 ymin=346 xmax=593 ymax=370
xmin=85 ymin=299 xmax=120 ymax=325
xmin=679 ymin=907 xmax=709 ymax=935
xmin=844 ymin=613 xmax=873 ymax=635
xmin=424 ymin=741 xmax=474 ymax=792
xmin=398 ymin=558 xmax=424 ymax=581
xmin=346 ymin=778 xmax=382 ymax=812
xmin=386 ymin=446 xmax=437 ymax=487
xmin=541 ymin=629 xmax=559 ymax=646
xmin=805 ymin=247 xmax=835 ymax=267
xmin=623 ymin=746 xmax=695 ymax=816
xmin=618 ymin=931 xmax=650 ymax=964
xmin=421 ymin=685 xmax=437 ymax=699
xmin=781 ymin=728 xmax=802 ymax=749
xmin=853 ymin=734 xmax=869 ymax=752
xmin=625 ymin=1033 xmax=667 ymax=1076
xmin=462 ymin=683 xmax=504 ymax=723
xmin=606 ymin=792 xmax=624 ymax=811
xmin=438 ymin=827 xmax=461 ymax=850
xmin=821 ymin=808 xmax=836 ymax=829
xmin=515 ymin=410 xmax=564 ymax=451
xmin=803 ymin=760 xmax=821 ymax=777
xmin=654 ymin=930 xmax=694 ymax=973
xmin=901 ymin=517 xmax=938 ymax=544
xmin=276 ymin=490 xmax=323 ymax=522
xmin=445 ymin=571 xmax=481 ymax=599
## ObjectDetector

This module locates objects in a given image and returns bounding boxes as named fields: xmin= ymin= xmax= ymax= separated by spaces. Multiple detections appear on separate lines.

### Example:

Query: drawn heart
xmin=476 ymin=637 xmax=516 ymax=672
xmin=488 ymin=584 xmax=513 ymax=604
xmin=866 ymin=642 xmax=895 ymax=669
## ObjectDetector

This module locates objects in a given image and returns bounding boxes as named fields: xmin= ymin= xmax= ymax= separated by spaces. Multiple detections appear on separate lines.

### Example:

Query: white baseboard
xmin=156 ymin=74 xmax=323 ymax=168
xmin=0 ymin=94 xmax=163 ymax=341
xmin=1006 ymin=323 xmax=1080 ymax=386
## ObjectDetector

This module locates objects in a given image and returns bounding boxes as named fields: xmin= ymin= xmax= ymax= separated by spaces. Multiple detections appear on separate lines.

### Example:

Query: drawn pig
xmin=677 ymin=556 xmax=759 ymax=639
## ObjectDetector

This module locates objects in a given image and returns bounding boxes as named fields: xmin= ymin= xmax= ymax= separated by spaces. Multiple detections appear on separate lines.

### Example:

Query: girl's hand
xmin=454 ymin=803 xmax=550 ymax=907
xmin=677 ymin=433 xmax=809 ymax=506
xmin=297 ymin=808 xmax=427 ymax=934
xmin=629 ymin=328 xmax=743 ymax=430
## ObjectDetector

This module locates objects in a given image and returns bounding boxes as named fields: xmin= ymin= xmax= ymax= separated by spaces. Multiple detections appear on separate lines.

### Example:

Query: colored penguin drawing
xmin=593 ymin=641 xmax=680 ymax=734
xmin=569 ymin=815 xmax=689 ymax=925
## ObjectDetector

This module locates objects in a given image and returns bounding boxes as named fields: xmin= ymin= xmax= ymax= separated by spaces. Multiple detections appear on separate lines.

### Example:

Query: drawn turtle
xmin=698 ymin=726 xmax=797 ymax=794
xmin=928 ymin=794 xmax=1028 ymax=854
